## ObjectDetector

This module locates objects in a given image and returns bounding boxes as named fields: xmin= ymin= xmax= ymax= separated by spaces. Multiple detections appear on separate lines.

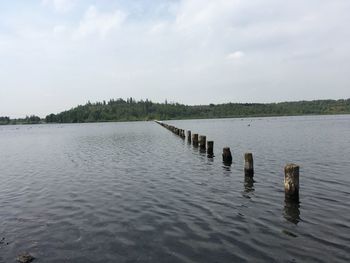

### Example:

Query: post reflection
xmin=222 ymin=163 xmax=232 ymax=174
xmin=244 ymin=176 xmax=255 ymax=193
xmin=199 ymin=147 xmax=206 ymax=155
xmin=222 ymin=160 xmax=232 ymax=167
xmin=283 ymin=199 xmax=301 ymax=224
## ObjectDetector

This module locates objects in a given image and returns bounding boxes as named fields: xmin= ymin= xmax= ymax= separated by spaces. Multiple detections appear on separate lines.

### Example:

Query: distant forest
xmin=1 ymin=98 xmax=350 ymax=125
xmin=0 ymin=115 xmax=41 ymax=125
xmin=46 ymin=98 xmax=350 ymax=123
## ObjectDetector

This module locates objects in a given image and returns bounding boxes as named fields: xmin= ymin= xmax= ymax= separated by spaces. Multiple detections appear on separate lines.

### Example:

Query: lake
xmin=0 ymin=115 xmax=349 ymax=262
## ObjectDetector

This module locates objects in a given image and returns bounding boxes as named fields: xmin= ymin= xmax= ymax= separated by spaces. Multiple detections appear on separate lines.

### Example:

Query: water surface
xmin=0 ymin=115 xmax=349 ymax=262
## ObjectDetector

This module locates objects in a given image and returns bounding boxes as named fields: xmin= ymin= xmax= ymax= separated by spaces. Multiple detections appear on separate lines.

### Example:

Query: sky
xmin=0 ymin=0 xmax=349 ymax=118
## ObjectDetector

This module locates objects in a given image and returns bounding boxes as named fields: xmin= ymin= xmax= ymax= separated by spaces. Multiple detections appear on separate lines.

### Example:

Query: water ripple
xmin=0 ymin=117 xmax=349 ymax=262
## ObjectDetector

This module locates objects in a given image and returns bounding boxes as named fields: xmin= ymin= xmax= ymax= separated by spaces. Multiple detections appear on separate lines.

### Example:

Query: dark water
xmin=0 ymin=115 xmax=349 ymax=262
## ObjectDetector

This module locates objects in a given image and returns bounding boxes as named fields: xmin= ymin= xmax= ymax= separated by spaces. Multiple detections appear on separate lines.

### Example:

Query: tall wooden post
xmin=244 ymin=153 xmax=254 ymax=177
xmin=207 ymin=141 xmax=214 ymax=156
xmin=284 ymin=164 xmax=299 ymax=200
xmin=187 ymin=130 xmax=191 ymax=142
xmin=199 ymin=135 xmax=206 ymax=149
xmin=222 ymin=147 xmax=232 ymax=164
xmin=192 ymin=134 xmax=199 ymax=146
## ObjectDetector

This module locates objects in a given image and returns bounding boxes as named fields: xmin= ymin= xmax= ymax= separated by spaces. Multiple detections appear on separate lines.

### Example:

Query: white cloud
xmin=73 ymin=5 xmax=126 ymax=39
xmin=149 ymin=22 xmax=168 ymax=35
xmin=1 ymin=0 xmax=350 ymax=117
xmin=53 ymin=25 xmax=67 ymax=36
xmin=227 ymin=51 xmax=245 ymax=60
xmin=42 ymin=0 xmax=75 ymax=12
xmin=174 ymin=0 xmax=238 ymax=31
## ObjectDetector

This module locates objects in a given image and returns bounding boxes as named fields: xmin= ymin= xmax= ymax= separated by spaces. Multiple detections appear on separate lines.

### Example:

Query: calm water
xmin=0 ymin=115 xmax=349 ymax=262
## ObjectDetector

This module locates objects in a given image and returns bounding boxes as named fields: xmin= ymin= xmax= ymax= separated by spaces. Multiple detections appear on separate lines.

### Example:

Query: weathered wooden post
xmin=244 ymin=153 xmax=254 ymax=177
xmin=192 ymin=134 xmax=199 ymax=146
xmin=199 ymin=135 xmax=206 ymax=149
xmin=222 ymin=147 xmax=232 ymax=164
xmin=284 ymin=164 xmax=299 ymax=200
xmin=187 ymin=130 xmax=191 ymax=142
xmin=207 ymin=141 xmax=214 ymax=156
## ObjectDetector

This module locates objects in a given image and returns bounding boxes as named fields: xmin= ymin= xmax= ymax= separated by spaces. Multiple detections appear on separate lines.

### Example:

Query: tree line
xmin=1 ymin=98 xmax=349 ymax=125
xmin=44 ymin=98 xmax=350 ymax=123
xmin=0 ymin=115 xmax=41 ymax=125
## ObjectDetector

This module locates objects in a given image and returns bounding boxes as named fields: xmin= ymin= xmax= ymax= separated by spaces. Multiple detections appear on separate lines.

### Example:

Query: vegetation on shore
xmin=45 ymin=98 xmax=350 ymax=123
xmin=0 ymin=115 xmax=41 ymax=125
xmin=1 ymin=98 xmax=350 ymax=124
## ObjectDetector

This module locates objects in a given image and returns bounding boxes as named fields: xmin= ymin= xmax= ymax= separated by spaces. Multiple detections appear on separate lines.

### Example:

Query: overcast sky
xmin=0 ymin=0 xmax=349 ymax=118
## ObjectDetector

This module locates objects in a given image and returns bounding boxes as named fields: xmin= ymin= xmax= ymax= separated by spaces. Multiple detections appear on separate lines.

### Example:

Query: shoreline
xmin=1 ymin=112 xmax=349 ymax=126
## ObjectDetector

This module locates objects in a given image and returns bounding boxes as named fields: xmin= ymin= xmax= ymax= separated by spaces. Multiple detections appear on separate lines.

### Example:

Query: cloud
xmin=1 ymin=0 xmax=350 ymax=117
xmin=53 ymin=25 xmax=67 ymax=36
xmin=149 ymin=22 xmax=168 ymax=35
xmin=42 ymin=0 xmax=75 ymax=12
xmin=73 ymin=5 xmax=126 ymax=39
xmin=227 ymin=51 xmax=245 ymax=60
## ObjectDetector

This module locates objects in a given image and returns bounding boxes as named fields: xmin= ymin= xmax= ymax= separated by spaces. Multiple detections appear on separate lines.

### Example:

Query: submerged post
xmin=244 ymin=153 xmax=254 ymax=177
xmin=284 ymin=164 xmax=299 ymax=200
xmin=199 ymin=135 xmax=206 ymax=149
xmin=187 ymin=130 xmax=191 ymax=142
xmin=181 ymin=129 xmax=185 ymax=138
xmin=207 ymin=141 xmax=214 ymax=156
xmin=192 ymin=134 xmax=199 ymax=146
xmin=222 ymin=147 xmax=232 ymax=165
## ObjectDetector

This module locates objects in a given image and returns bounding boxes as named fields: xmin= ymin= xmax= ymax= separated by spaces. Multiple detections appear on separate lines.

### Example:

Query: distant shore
xmin=1 ymin=98 xmax=349 ymax=125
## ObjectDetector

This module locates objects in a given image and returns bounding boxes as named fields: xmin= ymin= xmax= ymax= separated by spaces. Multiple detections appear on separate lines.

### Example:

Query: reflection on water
xmin=207 ymin=156 xmax=214 ymax=163
xmin=284 ymin=199 xmax=301 ymax=224
xmin=223 ymin=161 xmax=232 ymax=167
xmin=222 ymin=163 xmax=232 ymax=178
xmin=242 ymin=176 xmax=255 ymax=199
xmin=0 ymin=116 xmax=350 ymax=262
xmin=244 ymin=176 xmax=255 ymax=193
xmin=207 ymin=153 xmax=214 ymax=158
xmin=222 ymin=163 xmax=232 ymax=172
xmin=199 ymin=147 xmax=206 ymax=154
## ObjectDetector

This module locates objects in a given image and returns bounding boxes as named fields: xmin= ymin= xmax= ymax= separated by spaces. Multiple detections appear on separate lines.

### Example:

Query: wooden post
xmin=207 ymin=141 xmax=214 ymax=156
xmin=187 ymin=130 xmax=191 ymax=142
xmin=244 ymin=153 xmax=254 ymax=177
xmin=192 ymin=134 xmax=198 ymax=146
xmin=199 ymin=135 xmax=206 ymax=149
xmin=222 ymin=147 xmax=232 ymax=164
xmin=284 ymin=164 xmax=299 ymax=200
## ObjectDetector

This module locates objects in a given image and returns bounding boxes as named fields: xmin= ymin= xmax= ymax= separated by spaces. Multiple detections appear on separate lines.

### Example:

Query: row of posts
xmin=156 ymin=121 xmax=214 ymax=157
xmin=155 ymin=121 xmax=300 ymax=201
